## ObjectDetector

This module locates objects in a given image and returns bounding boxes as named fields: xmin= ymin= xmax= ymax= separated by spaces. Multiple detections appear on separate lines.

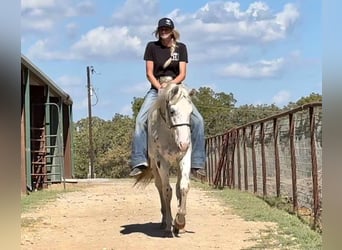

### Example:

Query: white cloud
xmin=66 ymin=22 xmax=80 ymax=39
xmin=111 ymin=0 xmax=159 ymax=25
xmin=71 ymin=26 xmax=143 ymax=60
xmin=246 ymin=2 xmax=271 ymax=19
xmin=120 ymin=81 xmax=150 ymax=94
xmin=21 ymin=0 xmax=95 ymax=34
xmin=188 ymin=2 xmax=299 ymax=43
xmin=21 ymin=0 xmax=56 ymax=9
xmin=272 ymin=90 xmax=291 ymax=106
xmin=26 ymin=39 xmax=70 ymax=60
xmin=75 ymin=1 xmax=96 ymax=15
xmin=191 ymin=44 xmax=242 ymax=62
xmin=22 ymin=19 xmax=54 ymax=33
xmin=221 ymin=58 xmax=284 ymax=79
xmin=22 ymin=1 xmax=300 ymax=68
xmin=56 ymin=75 xmax=83 ymax=87
xmin=26 ymin=26 xmax=144 ymax=61
xmin=275 ymin=4 xmax=300 ymax=31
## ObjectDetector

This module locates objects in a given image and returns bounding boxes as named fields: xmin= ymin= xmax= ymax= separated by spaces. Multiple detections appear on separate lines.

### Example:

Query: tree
xmin=73 ymin=115 xmax=134 ymax=178
xmin=73 ymin=119 xmax=91 ymax=178
xmin=192 ymin=87 xmax=236 ymax=136
xmin=230 ymin=104 xmax=281 ymax=127
xmin=131 ymin=97 xmax=144 ymax=120
xmin=96 ymin=114 xmax=134 ymax=178
xmin=284 ymin=92 xmax=322 ymax=110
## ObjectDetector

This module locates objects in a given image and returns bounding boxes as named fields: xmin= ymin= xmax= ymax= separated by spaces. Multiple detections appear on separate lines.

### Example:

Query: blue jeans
xmin=131 ymin=88 xmax=205 ymax=169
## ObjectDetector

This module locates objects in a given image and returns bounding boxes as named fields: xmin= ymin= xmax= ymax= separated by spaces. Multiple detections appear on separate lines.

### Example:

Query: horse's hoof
xmin=163 ymin=230 xmax=173 ymax=238
xmin=174 ymin=214 xmax=186 ymax=230
xmin=173 ymin=226 xmax=180 ymax=236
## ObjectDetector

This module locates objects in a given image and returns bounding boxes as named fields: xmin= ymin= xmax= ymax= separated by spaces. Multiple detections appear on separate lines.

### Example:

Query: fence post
xmin=251 ymin=124 xmax=257 ymax=194
xmin=231 ymin=130 xmax=237 ymax=188
xmin=236 ymin=129 xmax=241 ymax=190
xmin=213 ymin=134 xmax=229 ymax=187
xmin=273 ymin=118 xmax=280 ymax=197
xmin=243 ymin=127 xmax=248 ymax=191
xmin=289 ymin=113 xmax=298 ymax=212
xmin=310 ymin=106 xmax=319 ymax=228
xmin=207 ymin=137 xmax=214 ymax=184
xmin=260 ymin=122 xmax=267 ymax=197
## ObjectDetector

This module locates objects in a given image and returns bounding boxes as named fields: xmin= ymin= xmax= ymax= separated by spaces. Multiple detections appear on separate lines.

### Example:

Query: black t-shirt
xmin=143 ymin=40 xmax=188 ymax=88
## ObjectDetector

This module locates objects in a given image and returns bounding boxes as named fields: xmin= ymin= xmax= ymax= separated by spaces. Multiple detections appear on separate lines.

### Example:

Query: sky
xmin=21 ymin=0 xmax=321 ymax=122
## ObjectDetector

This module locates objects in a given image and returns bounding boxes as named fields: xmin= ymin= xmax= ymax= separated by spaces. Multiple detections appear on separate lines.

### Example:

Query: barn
xmin=21 ymin=55 xmax=74 ymax=193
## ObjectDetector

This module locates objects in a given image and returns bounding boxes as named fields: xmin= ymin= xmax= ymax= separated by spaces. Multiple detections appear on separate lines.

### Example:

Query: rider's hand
xmin=160 ymin=82 xmax=168 ymax=89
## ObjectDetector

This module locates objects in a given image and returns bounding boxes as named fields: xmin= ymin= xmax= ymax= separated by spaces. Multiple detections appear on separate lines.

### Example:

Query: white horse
xmin=135 ymin=82 xmax=193 ymax=237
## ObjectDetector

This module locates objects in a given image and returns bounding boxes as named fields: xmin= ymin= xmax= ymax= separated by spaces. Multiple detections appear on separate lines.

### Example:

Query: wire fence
xmin=204 ymin=102 xmax=322 ymax=230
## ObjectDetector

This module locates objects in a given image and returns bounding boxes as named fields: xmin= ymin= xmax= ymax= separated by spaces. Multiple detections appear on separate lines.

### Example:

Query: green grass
xmin=192 ymin=180 xmax=322 ymax=250
xmin=21 ymin=185 xmax=81 ymax=213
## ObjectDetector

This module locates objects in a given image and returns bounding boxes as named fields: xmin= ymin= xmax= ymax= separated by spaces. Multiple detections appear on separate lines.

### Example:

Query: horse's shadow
xmin=120 ymin=222 xmax=194 ymax=238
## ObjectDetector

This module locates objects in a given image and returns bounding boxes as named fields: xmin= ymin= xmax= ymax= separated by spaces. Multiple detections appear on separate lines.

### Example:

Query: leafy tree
xmin=73 ymin=119 xmax=91 ymax=178
xmin=131 ymin=97 xmax=144 ymax=120
xmin=230 ymin=104 xmax=281 ymax=127
xmin=73 ymin=115 xmax=134 ymax=178
xmin=192 ymin=87 xmax=236 ymax=136
xmin=96 ymin=114 xmax=134 ymax=178
xmin=284 ymin=92 xmax=322 ymax=110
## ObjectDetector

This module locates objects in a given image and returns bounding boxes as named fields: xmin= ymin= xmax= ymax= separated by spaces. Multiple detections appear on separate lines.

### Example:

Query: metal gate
xmin=29 ymin=102 xmax=65 ymax=190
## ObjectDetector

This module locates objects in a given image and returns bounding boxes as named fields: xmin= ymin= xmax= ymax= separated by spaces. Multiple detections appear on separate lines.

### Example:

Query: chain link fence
xmin=205 ymin=102 xmax=322 ymax=230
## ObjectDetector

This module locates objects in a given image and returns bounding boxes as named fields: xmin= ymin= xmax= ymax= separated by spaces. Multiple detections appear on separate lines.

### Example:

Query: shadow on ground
xmin=120 ymin=222 xmax=195 ymax=238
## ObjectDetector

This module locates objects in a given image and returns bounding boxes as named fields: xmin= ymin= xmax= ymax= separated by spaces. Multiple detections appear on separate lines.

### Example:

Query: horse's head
xmin=159 ymin=83 xmax=193 ymax=152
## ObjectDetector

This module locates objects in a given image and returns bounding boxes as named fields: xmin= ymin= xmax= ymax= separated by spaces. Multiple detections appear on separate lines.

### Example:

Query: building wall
xmin=21 ymin=56 xmax=74 ymax=193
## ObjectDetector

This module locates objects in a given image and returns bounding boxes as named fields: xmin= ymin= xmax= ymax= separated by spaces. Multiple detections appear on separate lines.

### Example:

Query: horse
xmin=135 ymin=82 xmax=193 ymax=237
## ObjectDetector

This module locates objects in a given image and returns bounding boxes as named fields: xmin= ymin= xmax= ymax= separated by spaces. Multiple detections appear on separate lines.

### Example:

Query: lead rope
xmin=163 ymin=41 xmax=176 ymax=69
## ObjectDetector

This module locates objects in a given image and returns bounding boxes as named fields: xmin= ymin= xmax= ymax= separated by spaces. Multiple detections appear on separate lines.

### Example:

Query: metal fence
xmin=204 ymin=102 xmax=322 ymax=229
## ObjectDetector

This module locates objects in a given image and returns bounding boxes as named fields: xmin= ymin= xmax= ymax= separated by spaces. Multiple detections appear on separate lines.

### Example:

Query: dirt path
xmin=21 ymin=179 xmax=276 ymax=250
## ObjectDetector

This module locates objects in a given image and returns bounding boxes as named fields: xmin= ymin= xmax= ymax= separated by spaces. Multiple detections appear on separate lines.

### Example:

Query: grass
xmin=192 ymin=180 xmax=322 ymax=250
xmin=21 ymin=184 xmax=82 ymax=213
xmin=21 ymin=184 xmax=82 ymax=228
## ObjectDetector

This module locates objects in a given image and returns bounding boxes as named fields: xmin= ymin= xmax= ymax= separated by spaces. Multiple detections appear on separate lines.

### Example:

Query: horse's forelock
xmin=168 ymin=84 xmax=190 ymax=105
xmin=149 ymin=84 xmax=190 ymax=117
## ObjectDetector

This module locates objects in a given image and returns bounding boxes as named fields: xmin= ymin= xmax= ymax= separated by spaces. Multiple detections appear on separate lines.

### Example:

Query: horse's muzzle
xmin=178 ymin=142 xmax=189 ymax=152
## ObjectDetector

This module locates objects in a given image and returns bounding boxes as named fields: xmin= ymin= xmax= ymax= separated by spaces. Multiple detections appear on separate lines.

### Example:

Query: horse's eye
xmin=169 ymin=107 xmax=176 ymax=116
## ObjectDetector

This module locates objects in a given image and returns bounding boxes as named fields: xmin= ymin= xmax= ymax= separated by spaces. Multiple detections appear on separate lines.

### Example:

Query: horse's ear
xmin=169 ymin=85 xmax=179 ymax=100
xmin=189 ymin=88 xmax=197 ymax=97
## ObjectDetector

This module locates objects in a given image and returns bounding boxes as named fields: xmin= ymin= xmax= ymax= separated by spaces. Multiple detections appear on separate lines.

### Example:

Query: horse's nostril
xmin=179 ymin=142 xmax=189 ymax=152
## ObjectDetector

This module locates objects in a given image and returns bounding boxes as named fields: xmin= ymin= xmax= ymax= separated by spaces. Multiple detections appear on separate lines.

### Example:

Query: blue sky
xmin=21 ymin=0 xmax=321 ymax=122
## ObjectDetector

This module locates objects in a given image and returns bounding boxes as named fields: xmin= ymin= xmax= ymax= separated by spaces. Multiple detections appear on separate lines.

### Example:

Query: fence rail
xmin=204 ymin=102 xmax=322 ymax=229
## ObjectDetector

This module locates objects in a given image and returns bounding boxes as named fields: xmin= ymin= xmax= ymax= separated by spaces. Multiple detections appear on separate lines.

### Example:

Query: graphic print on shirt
xmin=171 ymin=52 xmax=179 ymax=61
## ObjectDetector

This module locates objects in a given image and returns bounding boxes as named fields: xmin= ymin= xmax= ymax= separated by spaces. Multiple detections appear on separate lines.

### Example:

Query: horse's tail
xmin=133 ymin=167 xmax=154 ymax=188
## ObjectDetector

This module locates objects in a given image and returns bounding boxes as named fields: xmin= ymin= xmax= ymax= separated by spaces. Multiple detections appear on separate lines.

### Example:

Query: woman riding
xmin=129 ymin=17 xmax=206 ymax=177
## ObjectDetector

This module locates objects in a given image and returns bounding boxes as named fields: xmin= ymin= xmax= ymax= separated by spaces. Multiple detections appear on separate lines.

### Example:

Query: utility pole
xmin=86 ymin=66 xmax=95 ymax=178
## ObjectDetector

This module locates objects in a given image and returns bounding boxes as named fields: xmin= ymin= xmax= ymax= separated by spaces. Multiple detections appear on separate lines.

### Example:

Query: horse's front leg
xmin=174 ymin=147 xmax=191 ymax=233
xmin=152 ymin=160 xmax=167 ymax=229
xmin=158 ymin=159 xmax=173 ymax=237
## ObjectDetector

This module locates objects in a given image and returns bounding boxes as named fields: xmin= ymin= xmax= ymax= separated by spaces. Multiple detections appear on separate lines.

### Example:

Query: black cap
xmin=158 ymin=18 xmax=174 ymax=29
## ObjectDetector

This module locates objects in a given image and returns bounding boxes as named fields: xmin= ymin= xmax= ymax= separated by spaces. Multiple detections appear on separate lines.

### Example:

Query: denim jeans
xmin=130 ymin=88 xmax=205 ymax=169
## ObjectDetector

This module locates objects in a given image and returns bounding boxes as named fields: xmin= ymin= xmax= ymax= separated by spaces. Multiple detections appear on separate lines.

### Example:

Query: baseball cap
xmin=158 ymin=18 xmax=174 ymax=29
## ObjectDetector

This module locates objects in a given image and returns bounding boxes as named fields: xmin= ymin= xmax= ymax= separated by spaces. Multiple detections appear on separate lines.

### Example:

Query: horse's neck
xmin=149 ymin=107 xmax=175 ymax=146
